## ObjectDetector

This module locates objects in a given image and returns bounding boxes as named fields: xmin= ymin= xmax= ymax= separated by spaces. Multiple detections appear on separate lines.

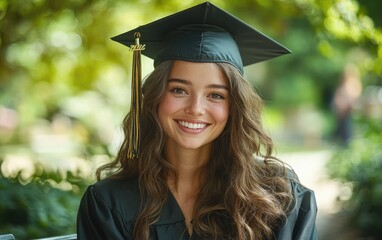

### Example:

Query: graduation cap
xmin=112 ymin=1 xmax=290 ymax=159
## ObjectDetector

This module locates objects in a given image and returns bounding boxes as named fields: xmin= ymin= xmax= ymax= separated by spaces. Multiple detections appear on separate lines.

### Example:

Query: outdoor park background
xmin=0 ymin=0 xmax=381 ymax=239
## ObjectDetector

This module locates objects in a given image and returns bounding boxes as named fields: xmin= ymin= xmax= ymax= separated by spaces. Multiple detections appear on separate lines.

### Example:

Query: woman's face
xmin=158 ymin=60 xmax=230 ymax=151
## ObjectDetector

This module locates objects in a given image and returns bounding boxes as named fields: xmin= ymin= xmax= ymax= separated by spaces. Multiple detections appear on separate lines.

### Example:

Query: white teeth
xmin=178 ymin=121 xmax=206 ymax=129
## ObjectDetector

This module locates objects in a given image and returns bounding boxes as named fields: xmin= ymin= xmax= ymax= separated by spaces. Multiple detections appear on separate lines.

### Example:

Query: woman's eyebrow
xmin=206 ymin=84 xmax=229 ymax=90
xmin=167 ymin=78 xmax=191 ymax=85
xmin=168 ymin=78 xmax=228 ymax=90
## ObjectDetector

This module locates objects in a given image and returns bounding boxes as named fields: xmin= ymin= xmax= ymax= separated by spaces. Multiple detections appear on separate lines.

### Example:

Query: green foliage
xmin=274 ymin=73 xmax=319 ymax=108
xmin=327 ymin=117 xmax=382 ymax=238
xmin=0 ymin=167 xmax=88 ymax=239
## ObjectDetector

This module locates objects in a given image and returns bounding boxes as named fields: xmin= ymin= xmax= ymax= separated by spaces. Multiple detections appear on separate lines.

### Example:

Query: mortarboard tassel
xmin=127 ymin=32 xmax=145 ymax=159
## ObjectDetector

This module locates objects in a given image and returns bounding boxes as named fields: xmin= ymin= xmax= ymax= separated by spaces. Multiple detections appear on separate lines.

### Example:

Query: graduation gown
xmin=77 ymin=177 xmax=317 ymax=240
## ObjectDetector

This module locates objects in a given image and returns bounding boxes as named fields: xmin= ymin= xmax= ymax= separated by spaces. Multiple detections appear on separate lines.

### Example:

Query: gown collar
xmin=155 ymin=190 xmax=186 ymax=225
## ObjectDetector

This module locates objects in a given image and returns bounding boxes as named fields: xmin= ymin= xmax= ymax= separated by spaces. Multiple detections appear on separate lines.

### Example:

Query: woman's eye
xmin=170 ymin=87 xmax=186 ymax=94
xmin=210 ymin=93 xmax=225 ymax=99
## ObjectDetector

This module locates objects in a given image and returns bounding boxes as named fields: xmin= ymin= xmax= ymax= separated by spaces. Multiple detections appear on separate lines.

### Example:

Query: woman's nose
xmin=185 ymin=95 xmax=206 ymax=115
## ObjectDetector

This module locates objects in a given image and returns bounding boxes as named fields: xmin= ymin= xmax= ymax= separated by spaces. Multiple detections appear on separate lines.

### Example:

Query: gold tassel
xmin=127 ymin=32 xmax=145 ymax=159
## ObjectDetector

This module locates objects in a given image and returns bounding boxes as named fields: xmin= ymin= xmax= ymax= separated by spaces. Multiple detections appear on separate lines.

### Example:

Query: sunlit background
xmin=1 ymin=0 xmax=381 ymax=239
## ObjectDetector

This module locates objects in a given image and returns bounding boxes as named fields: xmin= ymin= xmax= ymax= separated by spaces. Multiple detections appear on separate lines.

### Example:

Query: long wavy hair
xmin=97 ymin=60 xmax=294 ymax=239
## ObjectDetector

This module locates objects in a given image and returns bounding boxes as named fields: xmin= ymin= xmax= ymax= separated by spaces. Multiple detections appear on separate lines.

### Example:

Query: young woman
xmin=77 ymin=2 xmax=317 ymax=239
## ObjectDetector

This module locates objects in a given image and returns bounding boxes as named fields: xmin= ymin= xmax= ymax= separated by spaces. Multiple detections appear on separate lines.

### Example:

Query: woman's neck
xmin=164 ymin=143 xmax=210 ymax=191
xmin=164 ymin=144 xmax=210 ymax=237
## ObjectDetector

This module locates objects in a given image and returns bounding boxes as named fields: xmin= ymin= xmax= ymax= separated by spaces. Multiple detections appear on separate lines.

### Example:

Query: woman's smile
xmin=177 ymin=120 xmax=208 ymax=130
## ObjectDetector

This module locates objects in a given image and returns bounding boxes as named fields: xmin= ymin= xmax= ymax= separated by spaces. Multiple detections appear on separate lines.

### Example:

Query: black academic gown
xmin=77 ymin=177 xmax=317 ymax=240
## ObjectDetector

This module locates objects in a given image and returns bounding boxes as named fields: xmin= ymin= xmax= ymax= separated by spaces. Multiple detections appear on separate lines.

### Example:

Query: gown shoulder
xmin=76 ymin=177 xmax=140 ymax=240
xmin=276 ymin=169 xmax=318 ymax=240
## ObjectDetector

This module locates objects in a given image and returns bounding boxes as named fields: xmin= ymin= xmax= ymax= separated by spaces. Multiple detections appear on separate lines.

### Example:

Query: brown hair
xmin=97 ymin=61 xmax=293 ymax=239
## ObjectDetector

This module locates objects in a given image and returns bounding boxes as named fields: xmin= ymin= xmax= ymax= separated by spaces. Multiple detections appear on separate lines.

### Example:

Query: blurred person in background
xmin=332 ymin=64 xmax=362 ymax=146
xmin=77 ymin=2 xmax=317 ymax=239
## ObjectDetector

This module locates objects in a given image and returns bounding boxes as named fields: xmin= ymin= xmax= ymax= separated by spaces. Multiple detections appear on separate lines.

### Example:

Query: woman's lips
xmin=177 ymin=120 xmax=207 ymax=130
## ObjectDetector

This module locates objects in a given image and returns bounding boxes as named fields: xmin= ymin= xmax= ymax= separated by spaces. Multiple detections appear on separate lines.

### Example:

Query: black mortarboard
xmin=112 ymin=1 xmax=290 ymax=75
xmin=111 ymin=2 xmax=290 ymax=159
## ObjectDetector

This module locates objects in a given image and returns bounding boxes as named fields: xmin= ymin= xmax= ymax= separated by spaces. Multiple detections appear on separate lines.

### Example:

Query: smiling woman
xmin=77 ymin=2 xmax=317 ymax=240
xmin=158 ymin=61 xmax=229 ymax=152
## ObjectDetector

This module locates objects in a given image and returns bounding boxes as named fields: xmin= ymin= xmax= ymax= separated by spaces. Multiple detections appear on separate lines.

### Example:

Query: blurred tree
xmin=358 ymin=0 xmax=382 ymax=27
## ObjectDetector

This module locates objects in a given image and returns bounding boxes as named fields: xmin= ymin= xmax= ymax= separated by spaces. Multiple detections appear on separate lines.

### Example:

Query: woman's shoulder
xmin=91 ymin=176 xmax=140 ymax=200
xmin=256 ymin=157 xmax=307 ymax=186
xmin=256 ymin=157 xmax=316 ymax=206
xmin=92 ymin=176 xmax=139 ymax=191
xmin=276 ymin=169 xmax=318 ymax=240
xmin=283 ymin=167 xmax=315 ymax=196
xmin=84 ymin=177 xmax=142 ymax=221
xmin=262 ymin=161 xmax=318 ymax=239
